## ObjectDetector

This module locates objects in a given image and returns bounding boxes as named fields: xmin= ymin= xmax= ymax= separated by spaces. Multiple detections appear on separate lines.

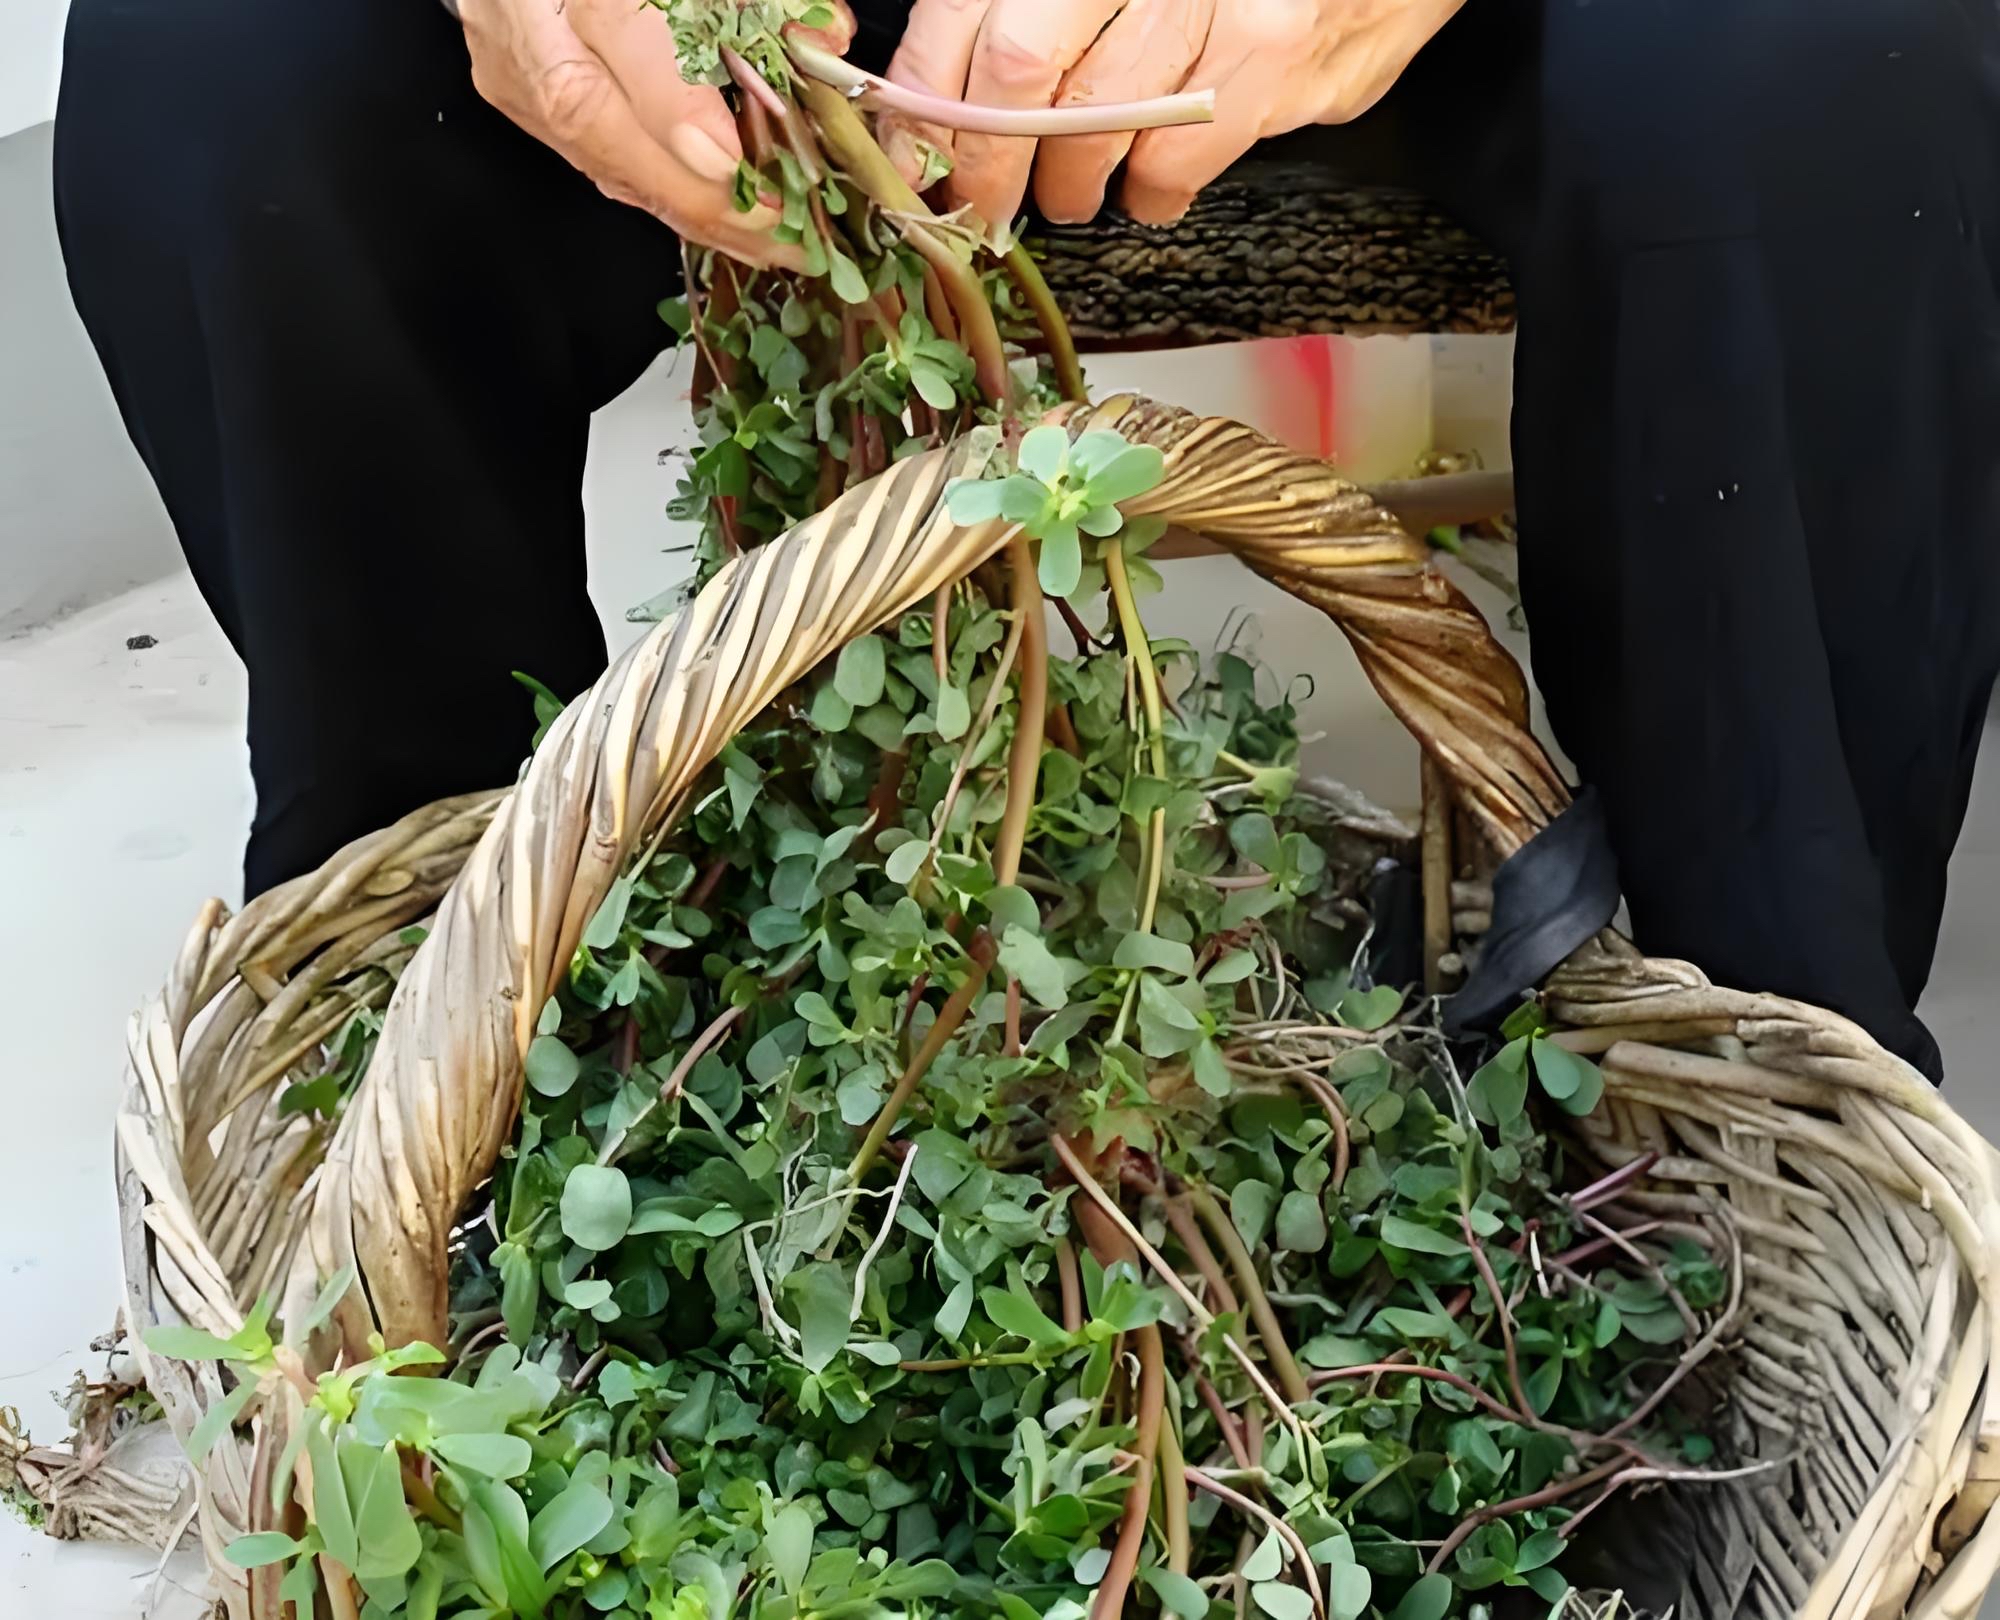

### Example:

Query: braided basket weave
xmin=113 ymin=397 xmax=2000 ymax=1620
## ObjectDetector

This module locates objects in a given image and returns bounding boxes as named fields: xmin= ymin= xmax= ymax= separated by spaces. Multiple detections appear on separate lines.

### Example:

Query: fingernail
xmin=670 ymin=125 xmax=741 ymax=185
xmin=1040 ymin=165 xmax=1115 ymax=226
xmin=1041 ymin=200 xmax=1102 ymax=226
xmin=1122 ymin=180 xmax=1193 ymax=227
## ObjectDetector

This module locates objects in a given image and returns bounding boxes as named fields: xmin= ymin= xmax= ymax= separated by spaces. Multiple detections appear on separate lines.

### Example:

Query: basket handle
xmin=295 ymin=397 xmax=1570 ymax=1354
xmin=1091 ymin=396 xmax=1567 ymax=853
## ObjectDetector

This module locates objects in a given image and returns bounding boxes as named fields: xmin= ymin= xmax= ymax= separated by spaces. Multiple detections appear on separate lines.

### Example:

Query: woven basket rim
xmin=101 ymin=395 xmax=2000 ymax=1620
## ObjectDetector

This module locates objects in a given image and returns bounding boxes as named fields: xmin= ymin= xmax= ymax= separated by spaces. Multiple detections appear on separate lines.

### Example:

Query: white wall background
xmin=0 ymin=120 xmax=182 ymax=635
xmin=1 ymin=0 xmax=67 ymax=138
xmin=588 ymin=338 xmax=1528 ymax=820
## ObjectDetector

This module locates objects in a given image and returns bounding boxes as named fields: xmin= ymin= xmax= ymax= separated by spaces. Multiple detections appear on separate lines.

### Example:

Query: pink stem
xmin=1570 ymin=1152 xmax=1660 ymax=1213
xmin=1549 ymin=1219 xmax=1666 ymax=1272
xmin=721 ymin=47 xmax=789 ymax=121
xmin=789 ymin=40 xmax=1215 ymax=139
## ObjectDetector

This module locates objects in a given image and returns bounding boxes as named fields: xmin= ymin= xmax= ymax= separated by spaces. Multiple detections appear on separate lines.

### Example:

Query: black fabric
xmin=1362 ymin=862 xmax=1426 ymax=996
xmin=54 ymin=0 xmax=2000 ymax=1078
xmin=1446 ymin=788 xmax=1622 ymax=1035
xmin=1351 ymin=0 xmax=2000 ymax=1080
xmin=54 ymin=0 xmax=669 ymax=892
xmin=53 ymin=0 xmax=913 ymax=896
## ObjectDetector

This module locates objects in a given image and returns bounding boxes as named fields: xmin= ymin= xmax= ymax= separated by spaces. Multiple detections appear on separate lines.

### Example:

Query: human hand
xmin=458 ymin=0 xmax=854 ymax=264
xmin=885 ymin=0 xmax=1464 ymax=231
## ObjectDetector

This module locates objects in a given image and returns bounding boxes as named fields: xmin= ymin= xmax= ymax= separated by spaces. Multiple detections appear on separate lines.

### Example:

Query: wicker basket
xmin=107 ymin=396 xmax=2000 ymax=1620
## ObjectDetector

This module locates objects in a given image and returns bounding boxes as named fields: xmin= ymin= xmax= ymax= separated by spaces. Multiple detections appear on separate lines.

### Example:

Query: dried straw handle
xmin=291 ymin=396 xmax=1571 ymax=1355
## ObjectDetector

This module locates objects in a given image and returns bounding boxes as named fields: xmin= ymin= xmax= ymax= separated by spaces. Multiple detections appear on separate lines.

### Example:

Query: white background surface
xmin=1 ymin=0 xmax=66 ymax=138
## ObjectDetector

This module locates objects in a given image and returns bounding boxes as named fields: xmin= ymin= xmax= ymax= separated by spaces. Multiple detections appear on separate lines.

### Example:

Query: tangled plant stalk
xmin=115 ymin=8 xmax=1743 ymax=1620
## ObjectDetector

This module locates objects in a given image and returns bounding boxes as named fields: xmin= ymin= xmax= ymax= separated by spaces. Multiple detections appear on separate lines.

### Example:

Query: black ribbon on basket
xmin=1444 ymin=786 xmax=1621 ymax=1034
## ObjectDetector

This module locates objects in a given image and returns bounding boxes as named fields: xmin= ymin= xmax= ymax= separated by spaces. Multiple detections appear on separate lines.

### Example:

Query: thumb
xmin=582 ymin=1 xmax=745 ymax=163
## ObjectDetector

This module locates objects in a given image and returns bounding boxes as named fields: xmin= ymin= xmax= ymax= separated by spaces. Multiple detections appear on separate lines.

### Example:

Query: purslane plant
xmin=145 ymin=9 xmax=1734 ymax=1620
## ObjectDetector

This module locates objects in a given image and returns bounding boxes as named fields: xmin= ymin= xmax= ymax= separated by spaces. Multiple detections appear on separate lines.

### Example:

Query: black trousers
xmin=56 ymin=0 xmax=2000 ymax=1079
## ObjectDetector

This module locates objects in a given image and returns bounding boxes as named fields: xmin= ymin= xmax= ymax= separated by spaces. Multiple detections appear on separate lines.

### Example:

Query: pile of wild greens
xmin=133 ymin=7 xmax=1731 ymax=1619
xmin=166 ymin=568 xmax=1722 ymax=1620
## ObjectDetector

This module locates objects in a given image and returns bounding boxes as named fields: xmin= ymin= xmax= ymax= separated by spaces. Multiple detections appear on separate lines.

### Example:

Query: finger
xmin=571 ymin=0 xmax=742 ymax=163
xmin=1118 ymin=23 xmax=1269 ymax=225
xmin=952 ymin=0 xmax=1127 ymax=233
xmin=883 ymin=0 xmax=991 ymax=187
xmin=562 ymin=2 xmax=799 ymax=265
xmin=1308 ymin=0 xmax=1465 ymax=123
xmin=1118 ymin=91 xmax=1259 ymax=225
xmin=590 ymin=92 xmax=801 ymax=265
xmin=1031 ymin=0 xmax=1209 ymax=224
xmin=536 ymin=55 xmax=797 ymax=262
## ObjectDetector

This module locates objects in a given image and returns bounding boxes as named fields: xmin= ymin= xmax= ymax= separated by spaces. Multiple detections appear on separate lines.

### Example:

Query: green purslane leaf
xmin=1141 ymin=1564 xmax=1213 ymax=1620
xmin=1111 ymin=930 xmax=1196 ymax=978
xmin=303 ymin=1422 xmax=357 ymax=1571
xmin=1076 ymin=501 xmax=1125 ymax=538
xmin=581 ymin=873 xmax=635 ymax=952
xmin=1467 ymin=1039 xmax=1531 ymax=1127
xmin=1036 ymin=522 xmax=1083 ymax=598
xmin=185 ymin=1378 xmax=258 ymax=1465
xmin=1192 ymin=1037 xmax=1233 ymax=1097
xmin=1275 ymin=1189 xmax=1328 ymax=1254
xmin=835 ymin=635 xmax=887 ymax=707
xmin=300 ymin=1265 xmax=356 ymax=1336
xmin=279 ymin=1552 xmax=319 ymax=1612
xmin=529 ymin=1480 xmax=615 ymax=1572
xmin=936 ymin=680 xmax=971 ymax=741
xmin=766 ymin=1502 xmax=814 ymax=1593
xmin=144 ymin=1323 xmax=241 ymax=1363
xmin=1015 ymin=423 xmax=1069 ymax=482
xmin=524 ymin=1034 xmax=581 ymax=1098
xmin=464 ymin=1478 xmax=545 ymax=1613
xmin=1242 ymin=1532 xmax=1284 ymax=1583
xmin=1388 ymin=1575 xmax=1455 ymax=1620
xmin=998 ymin=924 xmax=1069 ymax=1010
xmin=826 ymin=242 xmax=870 ymax=304
xmin=223 ymin=1531 xmax=304 ymax=1570
xmin=1337 ymin=984 xmax=1404 ymax=1032
xmin=255 ymin=74 xmax=1666 ymax=1615
xmin=907 ymin=356 xmax=957 ymax=410
xmin=432 ymin=1431 xmax=533 ymax=1479
xmin=946 ymin=477 xmax=1006 ymax=525
xmin=789 ymin=1260 xmax=855 ymax=1373
xmin=1136 ymin=975 xmax=1204 ymax=1058
xmin=999 ymin=474 xmax=1052 ymax=525
xmin=1231 ymin=1179 xmax=1279 ymax=1251
xmin=343 ymin=1439 xmax=422 ymax=1582
xmin=1532 ymin=1036 xmax=1607 ymax=1115
xmin=1327 ymin=1564 xmax=1374 ymax=1620
xmin=560 ymin=1164 xmax=634 ymax=1251
xmin=1379 ymin=1214 xmax=1466 ymax=1257
xmin=981 ymin=1283 xmax=1069 ymax=1349
xmin=1080 ymin=442 xmax=1166 ymax=506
